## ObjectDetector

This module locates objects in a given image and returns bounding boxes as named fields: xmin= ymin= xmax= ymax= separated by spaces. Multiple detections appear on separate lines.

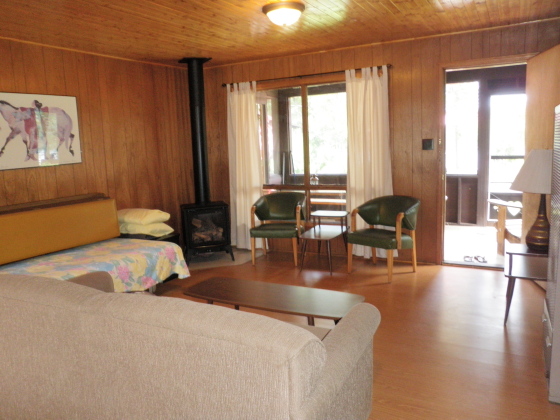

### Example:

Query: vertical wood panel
xmin=439 ymin=35 xmax=452 ymax=63
xmin=21 ymin=43 xmax=57 ymax=202
xmin=0 ymin=40 xmax=17 ymax=206
xmin=319 ymin=51 xmax=335 ymax=73
xmin=62 ymin=51 xmax=89 ymax=196
xmin=330 ymin=49 xmax=343 ymax=72
xmin=391 ymin=41 xmax=414 ymax=197
xmin=274 ymin=56 xmax=292 ymax=79
xmin=354 ymin=45 xmax=374 ymax=69
xmin=409 ymin=39 xmax=424 ymax=263
xmin=175 ymin=66 xmax=194 ymax=208
xmin=43 ymin=48 xmax=76 ymax=198
xmin=371 ymin=44 xmax=384 ymax=66
xmin=153 ymin=67 xmax=176 ymax=215
xmin=420 ymin=37 xmax=443 ymax=263
xmin=483 ymin=29 xmax=502 ymax=57
xmin=501 ymin=25 xmax=527 ymax=56
xmin=471 ymin=31 xmax=484 ymax=59
xmin=340 ymin=48 xmax=356 ymax=69
xmin=80 ymin=54 xmax=110 ymax=195
xmin=411 ymin=39 xmax=424 ymax=199
xmin=141 ymin=65 xmax=166 ymax=210
xmin=525 ymin=23 xmax=540 ymax=52
xmin=449 ymin=33 xmax=473 ymax=62
xmin=297 ymin=54 xmax=316 ymax=77
xmin=205 ymin=67 xmax=229 ymax=203
xmin=98 ymin=58 xmax=130 ymax=206
xmin=538 ymin=20 xmax=560 ymax=51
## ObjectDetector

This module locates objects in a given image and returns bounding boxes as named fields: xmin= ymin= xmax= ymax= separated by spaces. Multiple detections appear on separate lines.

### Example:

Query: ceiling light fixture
xmin=262 ymin=1 xmax=305 ymax=26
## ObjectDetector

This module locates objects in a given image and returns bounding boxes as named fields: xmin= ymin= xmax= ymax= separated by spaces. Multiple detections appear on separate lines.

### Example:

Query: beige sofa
xmin=0 ymin=273 xmax=381 ymax=420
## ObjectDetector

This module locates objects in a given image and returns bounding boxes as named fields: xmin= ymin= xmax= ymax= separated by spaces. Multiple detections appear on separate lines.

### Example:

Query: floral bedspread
xmin=0 ymin=238 xmax=190 ymax=292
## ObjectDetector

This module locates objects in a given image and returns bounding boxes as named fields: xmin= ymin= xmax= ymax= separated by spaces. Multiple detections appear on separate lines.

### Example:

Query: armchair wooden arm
xmin=295 ymin=204 xmax=303 ymax=237
xmin=350 ymin=208 xmax=359 ymax=232
xmin=251 ymin=205 xmax=257 ymax=229
xmin=488 ymin=199 xmax=522 ymax=255
xmin=395 ymin=212 xmax=404 ymax=249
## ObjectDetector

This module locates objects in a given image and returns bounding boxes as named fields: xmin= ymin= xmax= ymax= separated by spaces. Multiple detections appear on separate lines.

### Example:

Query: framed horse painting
xmin=0 ymin=92 xmax=81 ymax=170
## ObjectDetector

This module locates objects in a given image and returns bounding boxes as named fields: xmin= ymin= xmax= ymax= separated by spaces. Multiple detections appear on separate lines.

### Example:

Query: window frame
xmin=257 ymin=74 xmax=348 ymax=220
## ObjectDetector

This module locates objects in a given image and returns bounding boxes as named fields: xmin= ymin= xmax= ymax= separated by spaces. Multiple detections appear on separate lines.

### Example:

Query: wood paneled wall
xmin=0 ymin=39 xmax=194 ymax=232
xmin=204 ymin=20 xmax=560 ymax=264
xmin=524 ymin=43 xmax=560 ymax=239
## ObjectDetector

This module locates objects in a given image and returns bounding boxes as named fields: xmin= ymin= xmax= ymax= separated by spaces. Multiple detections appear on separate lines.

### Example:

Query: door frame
xmin=445 ymin=65 xmax=527 ymax=226
xmin=437 ymin=53 xmax=537 ymax=264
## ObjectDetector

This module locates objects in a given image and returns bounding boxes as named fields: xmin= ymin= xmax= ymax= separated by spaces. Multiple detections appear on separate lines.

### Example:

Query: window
xmin=488 ymin=93 xmax=526 ymax=196
xmin=445 ymin=81 xmax=479 ymax=175
xmin=257 ymin=82 xmax=347 ymax=214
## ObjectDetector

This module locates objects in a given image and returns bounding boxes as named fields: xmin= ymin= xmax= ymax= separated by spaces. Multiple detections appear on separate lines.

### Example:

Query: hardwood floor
xmin=155 ymin=251 xmax=560 ymax=419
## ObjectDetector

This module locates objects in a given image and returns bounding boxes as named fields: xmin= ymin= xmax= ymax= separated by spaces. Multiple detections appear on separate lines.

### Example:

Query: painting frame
xmin=0 ymin=92 xmax=81 ymax=171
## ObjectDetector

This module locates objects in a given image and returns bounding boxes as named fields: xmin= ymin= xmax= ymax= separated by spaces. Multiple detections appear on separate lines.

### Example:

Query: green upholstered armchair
xmin=347 ymin=195 xmax=420 ymax=282
xmin=250 ymin=192 xmax=306 ymax=266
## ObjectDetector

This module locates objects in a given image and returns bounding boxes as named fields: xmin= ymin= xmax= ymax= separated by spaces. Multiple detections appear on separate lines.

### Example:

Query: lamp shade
xmin=263 ymin=1 xmax=305 ymax=26
xmin=510 ymin=149 xmax=552 ymax=194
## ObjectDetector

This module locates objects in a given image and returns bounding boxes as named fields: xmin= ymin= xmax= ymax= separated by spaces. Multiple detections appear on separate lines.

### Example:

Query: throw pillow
xmin=117 ymin=208 xmax=170 ymax=225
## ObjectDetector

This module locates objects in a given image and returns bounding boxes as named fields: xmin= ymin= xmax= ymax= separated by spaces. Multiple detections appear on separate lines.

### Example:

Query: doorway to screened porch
xmin=443 ymin=65 xmax=526 ymax=268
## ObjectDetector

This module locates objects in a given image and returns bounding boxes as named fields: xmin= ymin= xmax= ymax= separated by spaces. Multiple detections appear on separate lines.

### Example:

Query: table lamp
xmin=510 ymin=149 xmax=553 ymax=252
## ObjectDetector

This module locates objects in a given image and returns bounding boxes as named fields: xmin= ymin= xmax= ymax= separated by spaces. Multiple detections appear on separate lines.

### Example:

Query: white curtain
xmin=345 ymin=66 xmax=393 ymax=258
xmin=227 ymin=81 xmax=262 ymax=250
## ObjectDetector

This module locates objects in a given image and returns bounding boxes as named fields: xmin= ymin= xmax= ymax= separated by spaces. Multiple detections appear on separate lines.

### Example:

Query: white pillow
xmin=117 ymin=208 xmax=170 ymax=225
xmin=119 ymin=222 xmax=174 ymax=237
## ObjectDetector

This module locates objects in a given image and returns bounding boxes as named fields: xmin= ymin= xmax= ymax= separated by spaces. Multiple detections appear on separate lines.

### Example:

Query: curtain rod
xmin=221 ymin=64 xmax=392 ymax=87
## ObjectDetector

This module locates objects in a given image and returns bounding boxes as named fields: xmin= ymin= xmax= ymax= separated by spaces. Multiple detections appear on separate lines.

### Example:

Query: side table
xmin=310 ymin=210 xmax=348 ymax=231
xmin=300 ymin=225 xmax=347 ymax=275
xmin=310 ymin=210 xmax=349 ymax=250
xmin=503 ymin=243 xmax=548 ymax=324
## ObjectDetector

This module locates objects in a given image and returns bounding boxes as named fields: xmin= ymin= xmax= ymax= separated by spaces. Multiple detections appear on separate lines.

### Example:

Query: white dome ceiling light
xmin=262 ymin=2 xmax=305 ymax=26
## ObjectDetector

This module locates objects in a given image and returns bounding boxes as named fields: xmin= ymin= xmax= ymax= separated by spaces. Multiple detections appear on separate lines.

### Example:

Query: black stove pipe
xmin=179 ymin=57 xmax=211 ymax=204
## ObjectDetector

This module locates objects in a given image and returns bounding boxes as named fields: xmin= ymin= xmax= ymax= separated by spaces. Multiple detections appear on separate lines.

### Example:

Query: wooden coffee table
xmin=183 ymin=277 xmax=365 ymax=326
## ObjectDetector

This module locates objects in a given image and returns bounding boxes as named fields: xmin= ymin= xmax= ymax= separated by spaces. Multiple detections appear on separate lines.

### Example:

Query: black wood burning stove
xmin=179 ymin=57 xmax=234 ymax=263
xmin=181 ymin=201 xmax=233 ymax=262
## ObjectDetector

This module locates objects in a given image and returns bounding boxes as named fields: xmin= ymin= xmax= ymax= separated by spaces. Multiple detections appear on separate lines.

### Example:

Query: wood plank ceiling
xmin=1 ymin=0 xmax=559 ymax=68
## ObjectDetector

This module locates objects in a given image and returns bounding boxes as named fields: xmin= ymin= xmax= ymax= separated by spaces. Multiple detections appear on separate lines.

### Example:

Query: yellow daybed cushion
xmin=0 ymin=198 xmax=120 ymax=265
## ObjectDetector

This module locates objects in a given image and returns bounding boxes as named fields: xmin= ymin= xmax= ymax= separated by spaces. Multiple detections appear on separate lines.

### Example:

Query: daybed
xmin=0 ymin=194 xmax=189 ymax=292
xmin=0 ymin=272 xmax=381 ymax=419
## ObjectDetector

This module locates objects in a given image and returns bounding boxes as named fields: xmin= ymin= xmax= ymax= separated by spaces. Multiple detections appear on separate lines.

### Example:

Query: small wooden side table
xmin=310 ymin=210 xmax=348 ymax=231
xmin=503 ymin=243 xmax=548 ymax=324
xmin=310 ymin=210 xmax=349 ymax=252
xmin=300 ymin=225 xmax=347 ymax=275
